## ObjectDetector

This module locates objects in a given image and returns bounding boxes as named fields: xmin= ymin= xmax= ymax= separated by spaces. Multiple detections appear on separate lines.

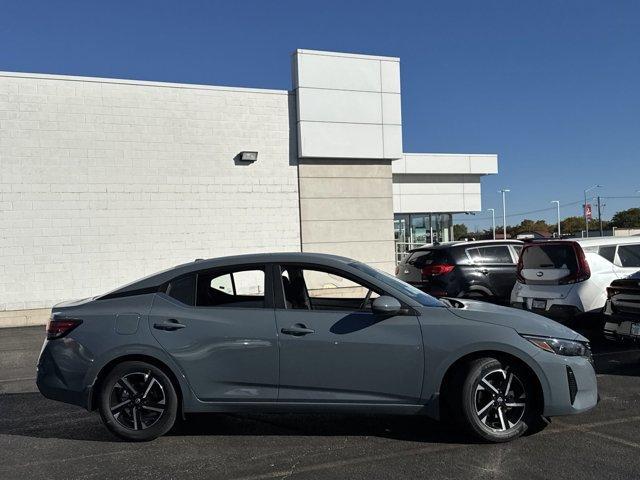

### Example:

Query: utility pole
xmin=487 ymin=208 xmax=496 ymax=240
xmin=583 ymin=184 xmax=602 ymax=238
xmin=597 ymin=196 xmax=603 ymax=237
xmin=499 ymin=189 xmax=510 ymax=239
xmin=551 ymin=201 xmax=560 ymax=237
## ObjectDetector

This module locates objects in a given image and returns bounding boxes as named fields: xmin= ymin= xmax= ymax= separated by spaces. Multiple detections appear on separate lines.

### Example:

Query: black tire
xmin=98 ymin=361 xmax=178 ymax=441
xmin=458 ymin=357 xmax=543 ymax=442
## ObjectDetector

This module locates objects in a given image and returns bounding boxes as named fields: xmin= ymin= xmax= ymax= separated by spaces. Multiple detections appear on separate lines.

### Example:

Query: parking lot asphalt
xmin=1 ymin=324 xmax=639 ymax=480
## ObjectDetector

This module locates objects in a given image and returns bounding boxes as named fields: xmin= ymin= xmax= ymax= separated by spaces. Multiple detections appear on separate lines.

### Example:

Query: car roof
xmin=99 ymin=252 xmax=359 ymax=297
xmin=523 ymin=236 xmax=640 ymax=248
xmin=409 ymin=239 xmax=523 ymax=252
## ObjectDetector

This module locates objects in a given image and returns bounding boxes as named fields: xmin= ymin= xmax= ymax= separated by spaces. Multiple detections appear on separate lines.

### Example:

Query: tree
xmin=610 ymin=208 xmax=640 ymax=229
xmin=560 ymin=216 xmax=586 ymax=235
xmin=453 ymin=223 xmax=468 ymax=240
xmin=506 ymin=219 xmax=551 ymax=237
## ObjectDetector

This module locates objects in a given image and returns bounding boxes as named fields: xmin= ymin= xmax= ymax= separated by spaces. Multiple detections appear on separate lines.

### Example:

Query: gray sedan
xmin=36 ymin=252 xmax=597 ymax=442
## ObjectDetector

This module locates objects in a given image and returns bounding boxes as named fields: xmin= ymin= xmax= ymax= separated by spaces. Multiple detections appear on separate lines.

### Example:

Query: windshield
xmin=349 ymin=262 xmax=445 ymax=308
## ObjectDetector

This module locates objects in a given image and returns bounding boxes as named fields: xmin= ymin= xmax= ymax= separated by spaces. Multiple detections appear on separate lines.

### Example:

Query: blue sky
xmin=2 ymin=0 xmax=639 ymax=230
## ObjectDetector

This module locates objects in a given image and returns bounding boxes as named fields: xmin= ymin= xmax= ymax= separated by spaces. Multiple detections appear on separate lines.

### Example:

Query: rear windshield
xmin=521 ymin=244 xmax=578 ymax=271
xmin=404 ymin=249 xmax=450 ymax=267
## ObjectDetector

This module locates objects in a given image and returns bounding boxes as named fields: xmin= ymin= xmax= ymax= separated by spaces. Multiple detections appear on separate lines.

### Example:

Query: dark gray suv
xmin=37 ymin=252 xmax=596 ymax=442
xmin=396 ymin=240 xmax=523 ymax=303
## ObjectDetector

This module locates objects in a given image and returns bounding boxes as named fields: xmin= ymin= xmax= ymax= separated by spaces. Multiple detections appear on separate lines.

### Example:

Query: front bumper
xmin=536 ymin=352 xmax=598 ymax=416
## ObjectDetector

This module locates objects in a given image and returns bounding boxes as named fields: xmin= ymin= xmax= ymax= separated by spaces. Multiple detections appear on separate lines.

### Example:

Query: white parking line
xmin=0 ymin=377 xmax=36 ymax=383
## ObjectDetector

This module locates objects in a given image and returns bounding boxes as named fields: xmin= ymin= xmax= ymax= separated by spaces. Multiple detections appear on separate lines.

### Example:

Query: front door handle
xmin=478 ymin=268 xmax=489 ymax=275
xmin=153 ymin=319 xmax=186 ymax=331
xmin=281 ymin=323 xmax=315 ymax=336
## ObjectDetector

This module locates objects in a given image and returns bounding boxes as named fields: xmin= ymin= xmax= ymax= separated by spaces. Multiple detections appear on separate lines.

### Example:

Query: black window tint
xmin=406 ymin=249 xmax=449 ymax=268
xmin=598 ymin=245 xmax=616 ymax=263
xmin=196 ymin=268 xmax=265 ymax=308
xmin=476 ymin=246 xmax=513 ymax=264
xmin=521 ymin=244 xmax=578 ymax=271
xmin=166 ymin=275 xmax=196 ymax=306
xmin=618 ymin=245 xmax=640 ymax=267
xmin=466 ymin=248 xmax=481 ymax=262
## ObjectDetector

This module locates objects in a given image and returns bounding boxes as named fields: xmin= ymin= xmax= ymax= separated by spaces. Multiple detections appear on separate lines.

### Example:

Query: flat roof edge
xmin=0 ymin=71 xmax=290 ymax=95
xmin=293 ymin=49 xmax=399 ymax=62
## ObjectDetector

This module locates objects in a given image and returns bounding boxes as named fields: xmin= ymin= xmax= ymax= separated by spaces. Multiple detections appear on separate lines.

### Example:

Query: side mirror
xmin=371 ymin=296 xmax=403 ymax=316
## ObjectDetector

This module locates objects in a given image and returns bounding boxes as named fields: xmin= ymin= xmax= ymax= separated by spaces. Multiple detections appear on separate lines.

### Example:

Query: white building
xmin=0 ymin=49 xmax=497 ymax=326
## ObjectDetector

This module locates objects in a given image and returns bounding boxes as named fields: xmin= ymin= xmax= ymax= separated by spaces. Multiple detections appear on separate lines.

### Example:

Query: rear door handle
xmin=153 ymin=319 xmax=186 ymax=331
xmin=281 ymin=324 xmax=315 ymax=336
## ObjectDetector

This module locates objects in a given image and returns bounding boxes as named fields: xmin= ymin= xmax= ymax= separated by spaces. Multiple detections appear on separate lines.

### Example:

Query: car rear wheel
xmin=459 ymin=358 xmax=541 ymax=442
xmin=98 ymin=361 xmax=178 ymax=441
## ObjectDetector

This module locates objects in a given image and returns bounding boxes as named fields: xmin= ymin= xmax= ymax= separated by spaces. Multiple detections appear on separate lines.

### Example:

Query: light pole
xmin=583 ymin=185 xmax=602 ymax=238
xmin=499 ymin=189 xmax=510 ymax=239
xmin=551 ymin=201 xmax=560 ymax=237
xmin=487 ymin=208 xmax=496 ymax=240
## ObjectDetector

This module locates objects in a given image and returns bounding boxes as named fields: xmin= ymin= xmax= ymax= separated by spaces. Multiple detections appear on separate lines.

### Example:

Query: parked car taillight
xmin=516 ymin=251 xmax=527 ymax=284
xmin=421 ymin=264 xmax=455 ymax=277
xmin=558 ymin=243 xmax=591 ymax=285
xmin=46 ymin=317 xmax=82 ymax=340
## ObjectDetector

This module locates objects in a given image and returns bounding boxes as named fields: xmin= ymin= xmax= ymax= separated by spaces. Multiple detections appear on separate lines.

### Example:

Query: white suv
xmin=511 ymin=237 xmax=640 ymax=319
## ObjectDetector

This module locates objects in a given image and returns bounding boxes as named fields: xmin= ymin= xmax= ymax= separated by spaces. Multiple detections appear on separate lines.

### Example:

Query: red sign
xmin=584 ymin=203 xmax=592 ymax=220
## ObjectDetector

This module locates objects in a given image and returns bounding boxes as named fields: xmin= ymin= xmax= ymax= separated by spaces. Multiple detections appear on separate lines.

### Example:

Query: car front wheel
xmin=98 ymin=361 xmax=178 ymax=441
xmin=460 ymin=358 xmax=542 ymax=442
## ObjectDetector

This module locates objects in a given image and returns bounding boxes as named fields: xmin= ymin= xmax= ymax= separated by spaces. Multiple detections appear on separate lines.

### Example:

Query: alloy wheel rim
xmin=474 ymin=368 xmax=527 ymax=432
xmin=109 ymin=371 xmax=166 ymax=431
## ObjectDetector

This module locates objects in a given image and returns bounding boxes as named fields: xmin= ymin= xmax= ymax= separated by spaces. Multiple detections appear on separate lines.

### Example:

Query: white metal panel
xmin=297 ymin=88 xmax=382 ymax=124
xmin=298 ymin=121 xmax=384 ymax=158
xmin=295 ymin=52 xmax=382 ymax=91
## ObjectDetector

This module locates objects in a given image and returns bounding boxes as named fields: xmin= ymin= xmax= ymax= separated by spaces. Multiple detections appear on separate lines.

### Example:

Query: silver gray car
xmin=37 ymin=253 xmax=598 ymax=442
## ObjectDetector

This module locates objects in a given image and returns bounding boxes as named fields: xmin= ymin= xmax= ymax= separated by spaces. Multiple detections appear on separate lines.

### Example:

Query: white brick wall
xmin=0 ymin=73 xmax=301 ymax=311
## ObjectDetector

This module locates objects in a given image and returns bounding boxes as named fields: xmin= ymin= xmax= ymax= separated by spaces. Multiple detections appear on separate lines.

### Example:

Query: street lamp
xmin=551 ymin=201 xmax=560 ymax=237
xmin=499 ymin=189 xmax=510 ymax=239
xmin=583 ymin=185 xmax=602 ymax=238
xmin=487 ymin=208 xmax=496 ymax=240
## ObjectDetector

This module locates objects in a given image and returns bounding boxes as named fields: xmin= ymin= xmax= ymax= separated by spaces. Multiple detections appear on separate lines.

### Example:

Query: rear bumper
xmin=603 ymin=314 xmax=640 ymax=344
xmin=511 ymin=301 xmax=581 ymax=320
xmin=36 ymin=338 xmax=91 ymax=409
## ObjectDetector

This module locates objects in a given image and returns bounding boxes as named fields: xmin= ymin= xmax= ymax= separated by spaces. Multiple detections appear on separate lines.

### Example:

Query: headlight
xmin=523 ymin=335 xmax=591 ymax=357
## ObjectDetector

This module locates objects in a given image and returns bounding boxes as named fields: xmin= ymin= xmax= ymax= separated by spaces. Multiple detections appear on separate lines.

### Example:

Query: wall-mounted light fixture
xmin=238 ymin=151 xmax=258 ymax=163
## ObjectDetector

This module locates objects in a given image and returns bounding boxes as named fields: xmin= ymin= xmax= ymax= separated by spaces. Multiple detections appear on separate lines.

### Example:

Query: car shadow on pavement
xmin=170 ymin=412 xmax=474 ymax=444
xmin=0 ymin=392 xmax=475 ymax=444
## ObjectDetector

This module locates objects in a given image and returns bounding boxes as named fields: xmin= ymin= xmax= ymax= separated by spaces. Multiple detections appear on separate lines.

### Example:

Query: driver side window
xmin=280 ymin=266 xmax=379 ymax=311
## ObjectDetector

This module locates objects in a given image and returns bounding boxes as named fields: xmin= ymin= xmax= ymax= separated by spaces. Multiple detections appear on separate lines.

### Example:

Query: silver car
xmin=37 ymin=253 xmax=598 ymax=442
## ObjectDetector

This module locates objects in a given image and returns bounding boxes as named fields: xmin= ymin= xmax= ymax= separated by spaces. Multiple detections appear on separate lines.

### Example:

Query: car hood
xmin=436 ymin=298 xmax=586 ymax=341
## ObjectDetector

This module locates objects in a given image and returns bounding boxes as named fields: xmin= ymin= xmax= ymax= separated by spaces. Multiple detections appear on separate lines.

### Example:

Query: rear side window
xmin=618 ymin=244 xmax=640 ymax=267
xmin=197 ymin=268 xmax=265 ymax=308
xmin=166 ymin=275 xmax=196 ymax=306
xmin=469 ymin=246 xmax=514 ymax=264
xmin=521 ymin=244 xmax=578 ymax=272
xmin=598 ymin=245 xmax=617 ymax=263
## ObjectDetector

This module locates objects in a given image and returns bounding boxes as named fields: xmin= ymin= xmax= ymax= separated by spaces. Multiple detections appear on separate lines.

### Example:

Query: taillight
xmin=421 ymin=264 xmax=455 ymax=276
xmin=516 ymin=249 xmax=526 ymax=284
xmin=46 ymin=317 xmax=82 ymax=340
xmin=558 ymin=242 xmax=591 ymax=285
